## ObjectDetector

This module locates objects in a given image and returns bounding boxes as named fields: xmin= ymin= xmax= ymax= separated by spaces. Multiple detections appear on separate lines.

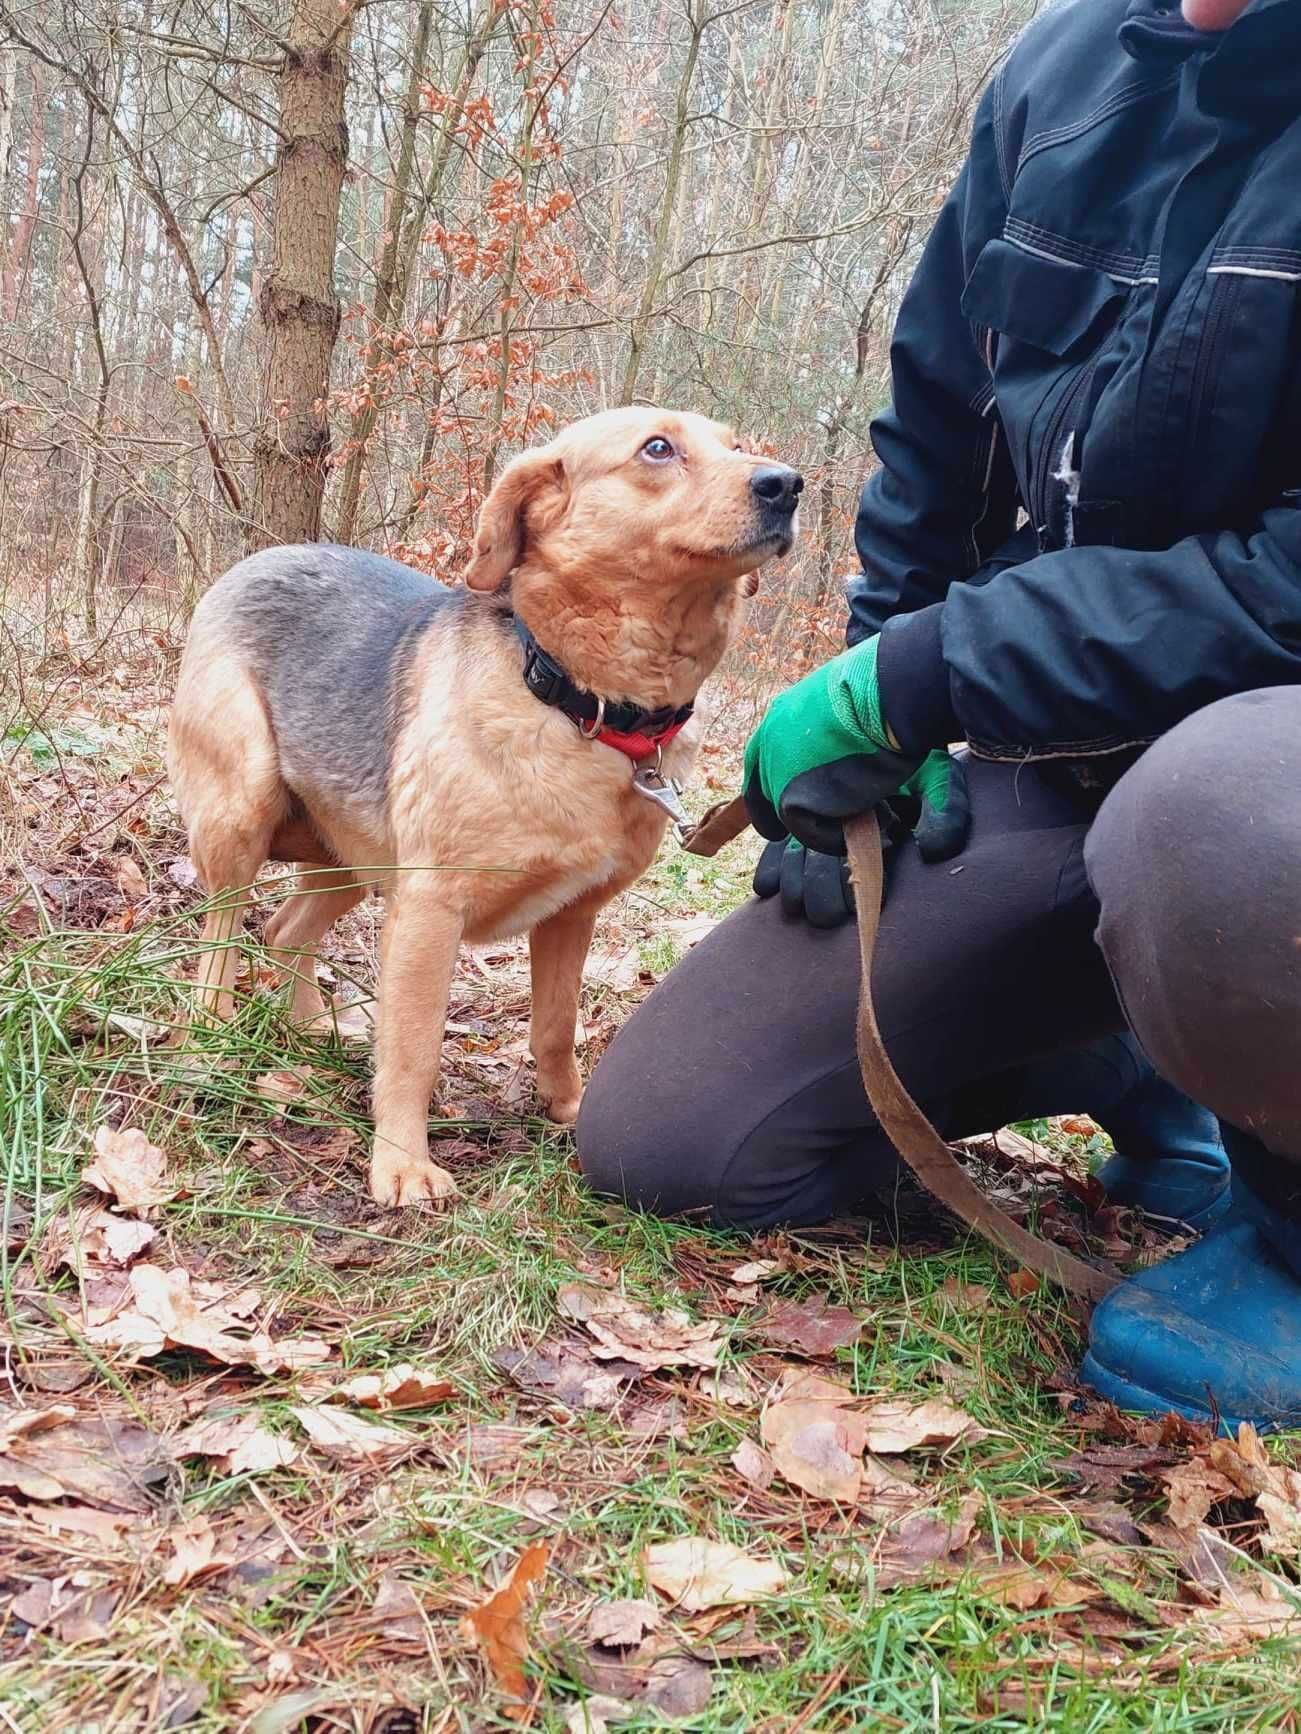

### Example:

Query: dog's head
xmin=464 ymin=407 xmax=802 ymax=597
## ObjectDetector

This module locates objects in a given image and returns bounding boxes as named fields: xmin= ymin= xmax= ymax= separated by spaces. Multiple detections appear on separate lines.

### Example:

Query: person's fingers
xmin=752 ymin=837 xmax=785 ymax=900
xmin=778 ymin=837 xmax=807 ymax=920
xmin=912 ymin=754 xmax=973 ymax=864
xmin=803 ymin=850 xmax=856 ymax=929
xmin=1182 ymin=0 xmax=1250 ymax=29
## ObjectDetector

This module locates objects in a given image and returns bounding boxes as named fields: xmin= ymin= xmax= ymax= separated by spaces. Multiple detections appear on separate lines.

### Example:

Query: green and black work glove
xmin=743 ymin=633 xmax=967 ymax=858
xmin=752 ymin=750 xmax=971 ymax=927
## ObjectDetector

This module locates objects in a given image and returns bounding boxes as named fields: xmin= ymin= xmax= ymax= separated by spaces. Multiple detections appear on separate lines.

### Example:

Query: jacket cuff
xmin=877 ymin=604 xmax=959 ymax=756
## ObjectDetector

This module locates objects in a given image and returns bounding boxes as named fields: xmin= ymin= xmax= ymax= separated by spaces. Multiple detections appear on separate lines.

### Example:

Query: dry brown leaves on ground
xmin=0 ymin=1404 xmax=171 ymax=1510
xmin=1158 ymin=1421 xmax=1301 ymax=1554
xmin=557 ymin=1282 xmax=721 ymax=1372
xmin=643 ymin=1538 xmax=787 ymax=1612
xmin=68 ymin=1263 xmax=333 ymax=1375
xmin=42 ymin=1205 xmax=158 ymax=1280
xmin=752 ymin=1293 xmax=863 ymax=1356
xmin=254 ymin=1065 xmax=316 ymax=1111
xmin=288 ymin=1404 xmax=417 ymax=1462
xmin=82 ymin=1124 xmax=176 ymax=1212
xmin=495 ymin=1335 xmax=645 ymax=1411
xmin=752 ymin=1368 xmax=981 ymax=1506
xmin=174 ymin=1410 xmax=300 ymax=1475
xmin=463 ymin=1541 xmax=552 ymax=1712
xmin=324 ymin=1365 xmax=456 ymax=1411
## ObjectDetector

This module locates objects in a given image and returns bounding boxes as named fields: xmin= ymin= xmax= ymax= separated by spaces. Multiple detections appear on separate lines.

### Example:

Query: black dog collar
xmin=512 ymin=617 xmax=694 ymax=760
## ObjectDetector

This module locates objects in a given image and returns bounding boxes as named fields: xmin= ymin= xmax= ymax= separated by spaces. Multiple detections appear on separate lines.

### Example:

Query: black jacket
xmin=848 ymin=0 xmax=1301 ymax=775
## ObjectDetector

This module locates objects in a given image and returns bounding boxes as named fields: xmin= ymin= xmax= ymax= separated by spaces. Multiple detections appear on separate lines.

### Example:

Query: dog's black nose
xmin=750 ymin=465 xmax=805 ymax=513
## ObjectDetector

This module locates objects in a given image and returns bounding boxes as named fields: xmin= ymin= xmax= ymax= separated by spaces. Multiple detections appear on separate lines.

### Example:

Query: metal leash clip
xmin=632 ymin=763 xmax=693 ymax=843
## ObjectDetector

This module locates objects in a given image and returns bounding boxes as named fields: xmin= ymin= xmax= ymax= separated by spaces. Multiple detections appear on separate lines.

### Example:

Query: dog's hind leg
xmin=369 ymin=879 xmax=462 ymax=1207
xmin=168 ymin=655 xmax=283 ymax=1022
xmin=262 ymin=867 xmax=366 ymax=1023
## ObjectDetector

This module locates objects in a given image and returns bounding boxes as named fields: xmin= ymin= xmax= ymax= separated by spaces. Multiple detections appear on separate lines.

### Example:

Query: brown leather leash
xmin=681 ymin=796 xmax=1122 ymax=1302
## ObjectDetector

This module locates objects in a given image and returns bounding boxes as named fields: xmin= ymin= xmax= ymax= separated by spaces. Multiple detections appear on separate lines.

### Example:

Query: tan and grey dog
xmin=167 ymin=407 xmax=802 ymax=1207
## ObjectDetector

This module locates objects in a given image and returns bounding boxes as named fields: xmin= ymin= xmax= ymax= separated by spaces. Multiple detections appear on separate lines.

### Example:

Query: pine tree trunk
xmin=248 ymin=0 xmax=354 ymax=551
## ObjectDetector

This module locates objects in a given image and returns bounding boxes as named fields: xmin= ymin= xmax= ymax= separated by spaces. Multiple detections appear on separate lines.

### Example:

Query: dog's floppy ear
xmin=464 ymin=447 xmax=566 ymax=591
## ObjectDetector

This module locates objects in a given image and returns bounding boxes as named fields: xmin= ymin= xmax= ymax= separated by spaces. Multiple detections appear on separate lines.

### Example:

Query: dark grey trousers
xmin=576 ymin=687 xmax=1301 ymax=1227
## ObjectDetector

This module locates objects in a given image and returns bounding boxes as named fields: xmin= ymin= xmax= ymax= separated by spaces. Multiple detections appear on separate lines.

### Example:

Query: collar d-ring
xmin=578 ymin=696 xmax=606 ymax=739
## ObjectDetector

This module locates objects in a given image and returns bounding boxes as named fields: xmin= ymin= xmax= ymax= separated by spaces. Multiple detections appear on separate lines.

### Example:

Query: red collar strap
xmin=514 ymin=617 xmax=694 ymax=763
xmin=592 ymin=715 xmax=690 ymax=761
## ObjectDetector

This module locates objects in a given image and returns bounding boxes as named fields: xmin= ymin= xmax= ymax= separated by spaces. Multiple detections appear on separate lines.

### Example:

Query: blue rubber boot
xmin=1094 ymin=1071 xmax=1230 ymax=1230
xmin=1081 ymin=1200 xmax=1301 ymax=1433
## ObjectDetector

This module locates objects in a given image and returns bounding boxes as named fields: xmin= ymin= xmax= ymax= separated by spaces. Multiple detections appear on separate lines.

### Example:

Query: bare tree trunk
xmin=619 ymin=0 xmax=704 ymax=406
xmin=175 ymin=325 xmax=204 ymax=612
xmin=248 ymin=0 xmax=355 ymax=550
xmin=69 ymin=110 xmax=111 ymax=634
xmin=333 ymin=0 xmax=495 ymax=544
xmin=0 ymin=47 xmax=15 ymax=234
xmin=2 ymin=62 xmax=41 ymax=324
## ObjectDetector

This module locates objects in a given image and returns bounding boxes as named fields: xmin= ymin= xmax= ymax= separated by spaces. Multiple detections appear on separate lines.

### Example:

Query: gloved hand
xmin=752 ymin=838 xmax=855 ymax=928
xmin=743 ymin=634 xmax=925 ymax=855
xmin=752 ymin=751 xmax=971 ymax=927
xmin=891 ymin=748 xmax=972 ymax=865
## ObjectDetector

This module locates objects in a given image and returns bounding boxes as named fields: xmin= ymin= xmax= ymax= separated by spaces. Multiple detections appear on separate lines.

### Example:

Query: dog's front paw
xmin=369 ymin=1153 xmax=459 ymax=1209
xmin=540 ymin=1087 xmax=584 ymax=1126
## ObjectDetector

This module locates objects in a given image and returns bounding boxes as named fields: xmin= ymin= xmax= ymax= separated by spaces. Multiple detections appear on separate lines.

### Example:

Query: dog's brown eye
xmin=640 ymin=437 xmax=675 ymax=463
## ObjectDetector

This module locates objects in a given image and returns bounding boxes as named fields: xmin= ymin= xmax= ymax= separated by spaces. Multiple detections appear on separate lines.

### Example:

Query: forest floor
xmin=3 ymin=617 xmax=1301 ymax=1731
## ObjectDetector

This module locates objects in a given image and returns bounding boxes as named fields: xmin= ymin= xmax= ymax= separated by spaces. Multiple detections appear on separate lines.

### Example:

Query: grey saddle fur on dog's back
xmin=197 ymin=543 xmax=470 ymax=817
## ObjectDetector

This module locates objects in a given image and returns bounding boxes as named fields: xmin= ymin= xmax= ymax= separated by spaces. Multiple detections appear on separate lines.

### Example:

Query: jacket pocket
xmin=960 ymin=237 xmax=1125 ymax=358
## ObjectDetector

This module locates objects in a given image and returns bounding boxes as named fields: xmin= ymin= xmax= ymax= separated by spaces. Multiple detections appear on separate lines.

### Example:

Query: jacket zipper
xmin=1034 ymin=357 xmax=1098 ymax=545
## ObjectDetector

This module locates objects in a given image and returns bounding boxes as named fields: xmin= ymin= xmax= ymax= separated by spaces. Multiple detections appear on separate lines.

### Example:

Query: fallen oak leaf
xmin=937 ymin=1276 xmax=991 ymax=1313
xmin=1185 ymin=1424 xmax=1301 ymax=1554
xmin=254 ymin=1066 xmax=315 ymax=1112
xmin=753 ymin=1294 xmax=863 ymax=1357
xmin=0 ymin=1411 xmax=171 ymax=1510
xmin=10 ymin=1578 xmax=121 ymax=1644
xmin=586 ymin=1598 xmax=662 ymax=1648
xmin=708 ymin=1366 xmax=758 ymax=1409
xmin=1161 ymin=1460 xmax=1238 ymax=1533
xmin=769 ymin=1367 xmax=855 ymax=1405
xmin=1209 ymin=1424 xmax=1272 ymax=1495
xmin=115 ymin=857 xmax=148 ymax=901
xmin=564 ymin=1694 xmax=634 ymax=1734
xmin=558 ymin=1283 xmax=721 ymax=1372
xmin=289 ymin=1404 xmax=415 ymax=1462
xmin=83 ymin=1125 xmax=175 ymax=1212
xmin=729 ymin=1259 xmax=784 ymax=1285
xmin=832 ymin=1493 xmax=982 ymax=1590
xmin=643 ymin=1656 xmax=712 ymax=1717
xmin=174 ymin=1411 xmax=299 ymax=1474
xmin=1006 ymin=1268 xmax=1040 ymax=1299
xmin=45 ymin=1206 xmax=157 ymax=1274
xmin=730 ymin=1439 xmax=775 ymax=1491
xmin=861 ymin=1397 xmax=982 ymax=1454
xmin=643 ymin=1537 xmax=786 ymax=1612
xmin=463 ymin=1541 xmax=551 ymax=1708
xmin=495 ymin=1340 xmax=641 ymax=1410
xmin=1190 ymin=1576 xmax=1301 ymax=1644
xmin=75 ymin=1264 xmax=332 ymax=1376
xmin=760 ymin=1398 xmax=867 ymax=1503
xmin=25 ymin=1505 xmax=140 ymax=1544
xmin=160 ymin=1514 xmax=236 ymax=1587
xmin=327 ymin=1364 xmax=455 ymax=1411
xmin=0 ymin=1402 xmax=77 ymax=1452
